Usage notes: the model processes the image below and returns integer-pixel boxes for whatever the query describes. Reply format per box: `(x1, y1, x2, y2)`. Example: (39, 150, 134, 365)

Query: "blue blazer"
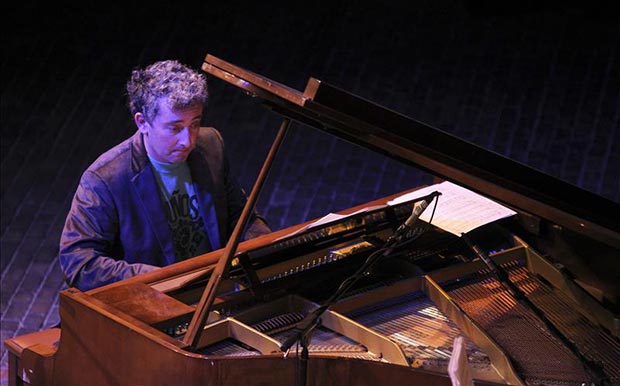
(59, 128, 269, 291)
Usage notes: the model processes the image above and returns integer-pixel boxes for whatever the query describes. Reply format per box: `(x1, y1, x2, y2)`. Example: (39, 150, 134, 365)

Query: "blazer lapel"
(129, 132, 176, 265)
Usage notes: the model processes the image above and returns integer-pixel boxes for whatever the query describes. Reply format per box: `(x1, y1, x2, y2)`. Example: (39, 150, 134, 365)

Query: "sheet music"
(387, 181, 516, 236)
(276, 181, 514, 241)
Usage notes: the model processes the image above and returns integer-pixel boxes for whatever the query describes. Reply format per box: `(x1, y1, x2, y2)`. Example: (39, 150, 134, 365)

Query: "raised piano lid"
(203, 54, 620, 308)
(203, 54, 619, 249)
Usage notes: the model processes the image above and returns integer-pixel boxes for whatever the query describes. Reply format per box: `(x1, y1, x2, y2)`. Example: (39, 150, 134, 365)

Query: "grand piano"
(5, 54, 620, 386)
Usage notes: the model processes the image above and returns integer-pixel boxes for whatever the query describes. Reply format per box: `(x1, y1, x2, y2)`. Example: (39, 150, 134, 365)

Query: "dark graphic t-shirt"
(148, 156, 211, 260)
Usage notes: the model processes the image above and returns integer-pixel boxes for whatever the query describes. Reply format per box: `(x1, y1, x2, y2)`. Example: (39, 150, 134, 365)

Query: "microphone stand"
(281, 191, 440, 386)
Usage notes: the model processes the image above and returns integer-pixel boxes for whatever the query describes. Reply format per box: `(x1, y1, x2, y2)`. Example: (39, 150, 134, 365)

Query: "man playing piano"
(58, 60, 270, 291)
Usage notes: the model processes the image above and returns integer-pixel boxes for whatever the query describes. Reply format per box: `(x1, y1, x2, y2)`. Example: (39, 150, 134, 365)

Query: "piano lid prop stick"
(183, 118, 292, 349)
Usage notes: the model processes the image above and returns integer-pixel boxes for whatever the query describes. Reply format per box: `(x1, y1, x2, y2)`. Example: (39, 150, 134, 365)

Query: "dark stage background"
(1, 1, 619, 382)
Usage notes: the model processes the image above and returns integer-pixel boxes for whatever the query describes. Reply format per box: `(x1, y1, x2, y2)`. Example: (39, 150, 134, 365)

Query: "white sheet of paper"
(387, 181, 516, 236)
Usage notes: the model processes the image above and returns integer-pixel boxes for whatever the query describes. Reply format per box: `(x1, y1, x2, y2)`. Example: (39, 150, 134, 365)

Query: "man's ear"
(134, 112, 148, 134)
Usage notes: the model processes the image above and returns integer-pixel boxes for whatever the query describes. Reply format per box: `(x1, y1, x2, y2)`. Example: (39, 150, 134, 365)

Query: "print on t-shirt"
(163, 189, 207, 260)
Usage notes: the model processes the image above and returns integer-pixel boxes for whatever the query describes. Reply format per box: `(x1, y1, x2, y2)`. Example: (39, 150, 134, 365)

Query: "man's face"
(135, 98, 203, 163)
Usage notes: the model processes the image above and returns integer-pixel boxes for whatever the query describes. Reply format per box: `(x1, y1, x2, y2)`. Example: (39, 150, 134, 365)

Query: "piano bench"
(4, 328, 60, 386)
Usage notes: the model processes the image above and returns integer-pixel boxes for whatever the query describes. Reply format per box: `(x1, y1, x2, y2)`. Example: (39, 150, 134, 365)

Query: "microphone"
(386, 191, 440, 245)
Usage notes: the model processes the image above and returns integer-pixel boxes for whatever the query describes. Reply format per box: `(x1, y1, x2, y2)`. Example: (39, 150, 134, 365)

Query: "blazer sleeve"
(58, 170, 158, 291)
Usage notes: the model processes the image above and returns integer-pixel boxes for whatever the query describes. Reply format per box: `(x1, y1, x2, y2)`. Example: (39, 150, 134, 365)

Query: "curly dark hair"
(126, 60, 208, 122)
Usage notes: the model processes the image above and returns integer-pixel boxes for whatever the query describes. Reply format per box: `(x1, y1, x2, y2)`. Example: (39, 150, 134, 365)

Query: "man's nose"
(178, 127, 192, 147)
